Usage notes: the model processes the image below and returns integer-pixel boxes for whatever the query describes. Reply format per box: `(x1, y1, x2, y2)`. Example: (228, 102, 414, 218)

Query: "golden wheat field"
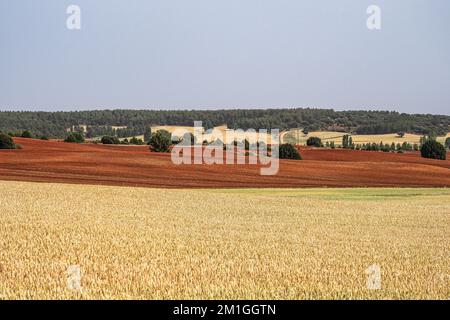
(282, 130, 450, 146)
(0, 181, 449, 300)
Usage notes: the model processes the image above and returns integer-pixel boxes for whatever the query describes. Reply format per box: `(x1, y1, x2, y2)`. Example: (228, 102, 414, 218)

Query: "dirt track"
(0, 138, 449, 188)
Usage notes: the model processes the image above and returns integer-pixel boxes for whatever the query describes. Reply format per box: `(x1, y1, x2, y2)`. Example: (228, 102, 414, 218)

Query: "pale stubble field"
(0, 181, 448, 299)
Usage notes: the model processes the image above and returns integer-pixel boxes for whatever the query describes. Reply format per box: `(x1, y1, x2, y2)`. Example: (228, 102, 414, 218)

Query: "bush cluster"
(0, 133, 17, 149)
(149, 130, 172, 152)
(279, 144, 302, 160)
(306, 137, 323, 147)
(101, 136, 120, 144)
(65, 132, 85, 143)
(420, 140, 446, 160)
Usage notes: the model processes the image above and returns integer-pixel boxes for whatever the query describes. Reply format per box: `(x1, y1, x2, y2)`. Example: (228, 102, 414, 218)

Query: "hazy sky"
(1, 0, 449, 114)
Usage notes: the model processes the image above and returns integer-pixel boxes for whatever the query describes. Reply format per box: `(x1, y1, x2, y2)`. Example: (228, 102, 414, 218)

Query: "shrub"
(101, 136, 120, 144)
(342, 135, 350, 149)
(64, 132, 85, 143)
(397, 132, 405, 138)
(371, 143, 379, 151)
(0, 133, 17, 149)
(390, 142, 396, 152)
(129, 137, 144, 145)
(40, 135, 49, 140)
(149, 130, 172, 152)
(21, 130, 32, 138)
(306, 137, 322, 147)
(279, 144, 302, 160)
(420, 140, 446, 160)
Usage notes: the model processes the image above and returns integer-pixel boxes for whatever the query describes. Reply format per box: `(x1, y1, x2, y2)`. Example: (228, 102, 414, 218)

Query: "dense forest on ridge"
(0, 108, 449, 138)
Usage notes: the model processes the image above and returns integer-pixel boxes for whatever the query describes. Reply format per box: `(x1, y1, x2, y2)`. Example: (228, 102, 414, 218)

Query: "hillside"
(0, 108, 449, 139)
(1, 138, 449, 188)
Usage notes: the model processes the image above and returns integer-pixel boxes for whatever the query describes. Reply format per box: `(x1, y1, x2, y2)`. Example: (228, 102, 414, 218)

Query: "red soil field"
(0, 138, 449, 188)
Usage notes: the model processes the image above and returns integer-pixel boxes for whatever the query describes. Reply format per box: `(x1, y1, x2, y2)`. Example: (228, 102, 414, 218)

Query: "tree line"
(0, 108, 449, 138)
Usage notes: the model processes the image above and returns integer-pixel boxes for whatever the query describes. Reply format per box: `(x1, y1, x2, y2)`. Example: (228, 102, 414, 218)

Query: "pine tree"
(342, 135, 349, 149)
(391, 142, 396, 152)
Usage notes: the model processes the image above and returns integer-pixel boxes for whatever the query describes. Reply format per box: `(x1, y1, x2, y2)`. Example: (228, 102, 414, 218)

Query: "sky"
(0, 0, 449, 115)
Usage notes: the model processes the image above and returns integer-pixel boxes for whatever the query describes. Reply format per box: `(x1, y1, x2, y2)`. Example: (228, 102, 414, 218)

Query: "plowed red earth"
(0, 138, 449, 188)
